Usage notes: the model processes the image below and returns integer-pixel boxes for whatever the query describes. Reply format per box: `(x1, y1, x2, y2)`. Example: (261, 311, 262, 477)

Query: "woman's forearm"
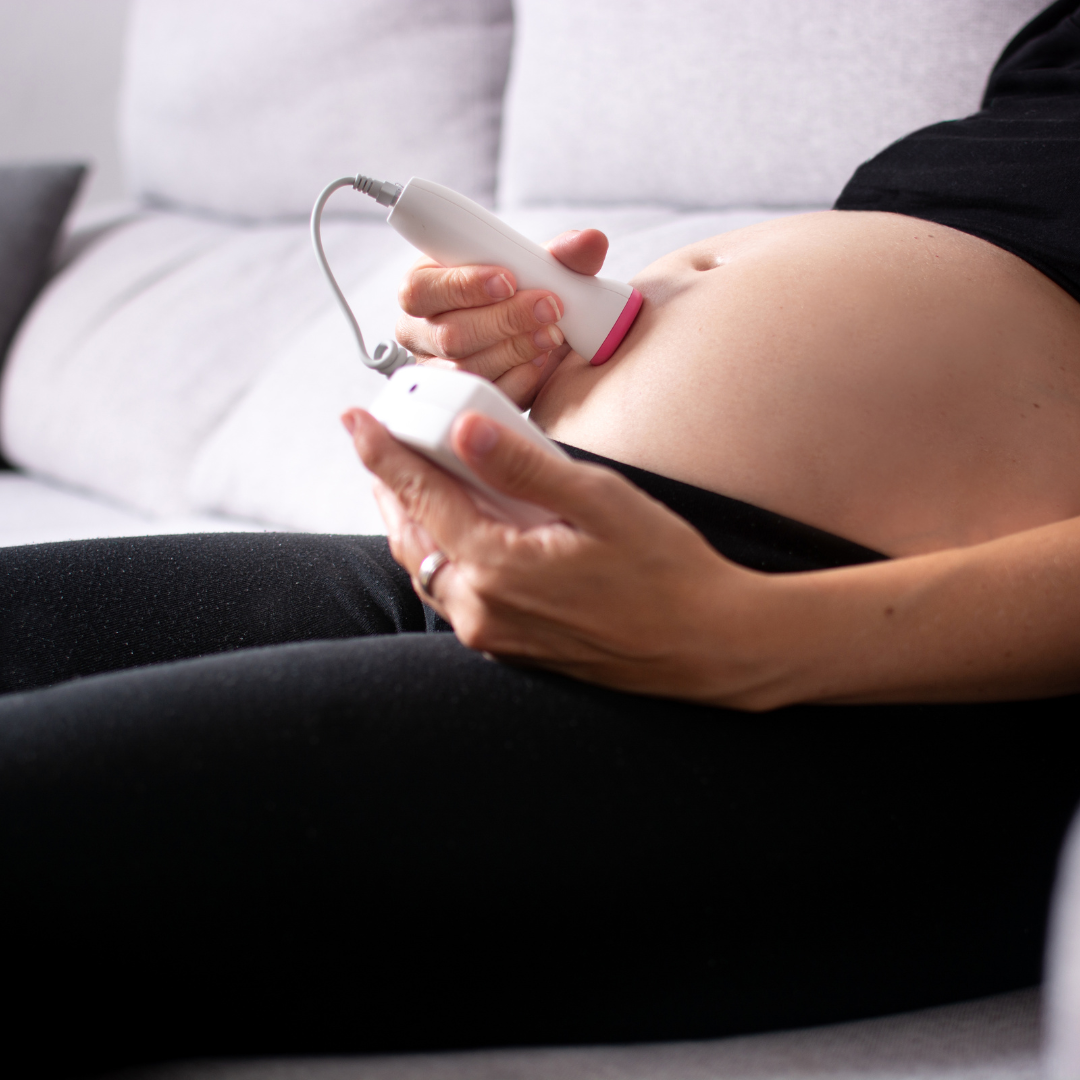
(749, 514, 1080, 709)
(350, 405, 1080, 712)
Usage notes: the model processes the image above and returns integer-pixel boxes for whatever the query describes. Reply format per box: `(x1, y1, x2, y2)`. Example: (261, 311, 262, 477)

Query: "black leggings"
(2, 522, 1079, 1079)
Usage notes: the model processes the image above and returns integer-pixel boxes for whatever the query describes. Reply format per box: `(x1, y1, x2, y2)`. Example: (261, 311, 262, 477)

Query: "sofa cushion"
(120, 0, 512, 221)
(0, 212, 406, 515)
(0, 472, 272, 549)
(111, 987, 1040, 1079)
(1047, 808, 1080, 1080)
(185, 241, 414, 534)
(498, 0, 1048, 210)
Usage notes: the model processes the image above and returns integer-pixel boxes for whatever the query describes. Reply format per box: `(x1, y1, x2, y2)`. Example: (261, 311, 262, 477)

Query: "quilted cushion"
(498, 0, 1048, 210)
(120, 0, 512, 220)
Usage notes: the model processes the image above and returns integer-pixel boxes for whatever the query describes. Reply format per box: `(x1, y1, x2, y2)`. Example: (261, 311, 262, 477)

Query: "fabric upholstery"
(114, 988, 1040, 1080)
(119, 0, 513, 221)
(0, 472, 270, 549)
(1047, 810, 1080, 1079)
(498, 0, 1048, 210)
(0, 213, 404, 514)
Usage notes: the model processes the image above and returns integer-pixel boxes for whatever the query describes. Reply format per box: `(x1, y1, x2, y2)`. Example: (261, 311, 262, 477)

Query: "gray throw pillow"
(0, 162, 86, 467)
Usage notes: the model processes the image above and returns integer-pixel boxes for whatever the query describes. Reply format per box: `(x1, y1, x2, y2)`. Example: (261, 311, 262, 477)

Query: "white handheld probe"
(311, 173, 643, 375)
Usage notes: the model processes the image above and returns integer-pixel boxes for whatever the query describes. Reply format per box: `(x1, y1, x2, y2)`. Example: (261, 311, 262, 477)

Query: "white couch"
(0, 0, 1050, 542)
(4, 1, 1079, 1075)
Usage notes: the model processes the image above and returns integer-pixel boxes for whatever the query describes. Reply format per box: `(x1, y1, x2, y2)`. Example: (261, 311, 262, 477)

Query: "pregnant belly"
(530, 211, 1080, 557)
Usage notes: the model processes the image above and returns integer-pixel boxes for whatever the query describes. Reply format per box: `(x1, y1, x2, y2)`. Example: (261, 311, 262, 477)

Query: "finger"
(546, 229, 609, 276)
(441, 321, 566, 383)
(371, 480, 444, 572)
(371, 477, 439, 561)
(491, 343, 571, 409)
(396, 289, 563, 362)
(371, 476, 410, 549)
(451, 411, 641, 536)
(410, 343, 565, 411)
(371, 481, 455, 610)
(346, 409, 510, 556)
(398, 258, 517, 319)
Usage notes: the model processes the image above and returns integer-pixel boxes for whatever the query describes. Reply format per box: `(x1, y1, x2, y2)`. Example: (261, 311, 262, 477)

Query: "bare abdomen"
(530, 211, 1080, 556)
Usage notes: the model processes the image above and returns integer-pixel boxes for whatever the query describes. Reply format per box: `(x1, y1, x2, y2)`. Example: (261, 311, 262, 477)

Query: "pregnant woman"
(3, 2, 1080, 1076)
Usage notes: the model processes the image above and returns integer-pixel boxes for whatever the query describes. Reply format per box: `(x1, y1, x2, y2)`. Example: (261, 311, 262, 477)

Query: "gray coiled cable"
(310, 175, 414, 376)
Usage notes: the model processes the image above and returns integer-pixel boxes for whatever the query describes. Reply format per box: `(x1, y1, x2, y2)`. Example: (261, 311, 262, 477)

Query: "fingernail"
(341, 412, 357, 435)
(532, 324, 564, 350)
(532, 351, 549, 367)
(533, 296, 562, 324)
(484, 273, 514, 300)
(464, 416, 499, 457)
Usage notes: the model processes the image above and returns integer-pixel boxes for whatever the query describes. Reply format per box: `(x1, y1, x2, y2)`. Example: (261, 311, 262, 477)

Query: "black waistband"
(558, 444, 887, 574)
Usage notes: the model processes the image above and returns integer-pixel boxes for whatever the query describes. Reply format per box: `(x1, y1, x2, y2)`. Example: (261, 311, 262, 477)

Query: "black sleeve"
(834, 2, 1080, 306)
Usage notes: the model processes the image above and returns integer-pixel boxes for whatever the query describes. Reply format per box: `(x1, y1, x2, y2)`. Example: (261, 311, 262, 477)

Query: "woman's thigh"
(1, 631, 1077, 1076)
(0, 531, 440, 693)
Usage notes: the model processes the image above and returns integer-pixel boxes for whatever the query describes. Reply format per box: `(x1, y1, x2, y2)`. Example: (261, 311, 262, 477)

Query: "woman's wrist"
(691, 555, 949, 711)
(731, 519, 1080, 708)
(673, 561, 809, 711)
(708, 552, 972, 710)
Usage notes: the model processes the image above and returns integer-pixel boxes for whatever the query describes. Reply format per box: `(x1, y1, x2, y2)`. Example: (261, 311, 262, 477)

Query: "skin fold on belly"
(529, 210, 1080, 557)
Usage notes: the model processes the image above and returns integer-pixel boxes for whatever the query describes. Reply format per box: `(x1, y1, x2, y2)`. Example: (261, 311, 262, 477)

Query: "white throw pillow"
(120, 0, 512, 220)
(499, 0, 1048, 210)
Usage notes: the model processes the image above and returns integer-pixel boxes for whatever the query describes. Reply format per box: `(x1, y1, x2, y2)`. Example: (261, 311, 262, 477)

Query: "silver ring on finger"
(417, 550, 450, 596)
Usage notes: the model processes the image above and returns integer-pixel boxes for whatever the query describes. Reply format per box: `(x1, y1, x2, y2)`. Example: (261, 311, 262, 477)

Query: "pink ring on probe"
(590, 288, 644, 365)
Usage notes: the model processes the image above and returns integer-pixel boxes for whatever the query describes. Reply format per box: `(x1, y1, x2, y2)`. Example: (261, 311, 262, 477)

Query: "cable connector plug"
(368, 340, 415, 375)
(354, 175, 403, 208)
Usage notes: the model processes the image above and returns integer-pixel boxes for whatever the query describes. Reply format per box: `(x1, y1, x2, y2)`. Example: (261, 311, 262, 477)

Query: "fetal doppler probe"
(310, 173, 643, 375)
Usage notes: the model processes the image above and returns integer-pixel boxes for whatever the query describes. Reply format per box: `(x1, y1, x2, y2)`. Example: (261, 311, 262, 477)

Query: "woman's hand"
(344, 407, 1080, 709)
(395, 229, 609, 409)
(343, 406, 787, 708)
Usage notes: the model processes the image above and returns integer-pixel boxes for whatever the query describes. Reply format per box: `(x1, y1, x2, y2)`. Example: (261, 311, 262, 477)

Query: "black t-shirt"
(834, 0, 1080, 304)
